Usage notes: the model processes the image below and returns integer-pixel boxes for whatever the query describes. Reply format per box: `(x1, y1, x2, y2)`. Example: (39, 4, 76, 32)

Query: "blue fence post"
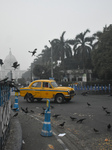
(81, 86, 83, 90)
(84, 85, 86, 90)
(90, 85, 93, 91)
(41, 99, 52, 137)
(87, 85, 89, 91)
(94, 85, 96, 91)
(105, 85, 107, 92)
(13, 92, 19, 111)
(97, 85, 99, 91)
(101, 85, 103, 91)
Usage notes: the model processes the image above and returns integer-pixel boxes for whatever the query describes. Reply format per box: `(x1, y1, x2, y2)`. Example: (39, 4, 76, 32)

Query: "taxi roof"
(32, 79, 55, 82)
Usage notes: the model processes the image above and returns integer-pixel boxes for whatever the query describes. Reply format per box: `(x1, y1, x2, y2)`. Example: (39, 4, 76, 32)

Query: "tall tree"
(69, 29, 95, 71)
(92, 25, 112, 80)
(50, 31, 72, 71)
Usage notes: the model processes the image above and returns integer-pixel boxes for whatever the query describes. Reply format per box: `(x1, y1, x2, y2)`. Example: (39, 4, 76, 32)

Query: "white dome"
(2, 51, 20, 70)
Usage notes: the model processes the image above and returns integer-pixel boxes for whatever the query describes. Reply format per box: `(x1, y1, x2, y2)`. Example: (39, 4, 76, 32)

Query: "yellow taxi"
(20, 79, 76, 104)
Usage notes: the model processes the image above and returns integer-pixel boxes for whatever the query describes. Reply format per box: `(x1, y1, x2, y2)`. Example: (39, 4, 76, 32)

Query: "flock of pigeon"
(38, 95, 112, 133)
(11, 90, 112, 133)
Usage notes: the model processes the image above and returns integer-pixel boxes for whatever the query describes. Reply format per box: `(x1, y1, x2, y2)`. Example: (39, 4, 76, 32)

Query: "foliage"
(22, 24, 112, 82)
(18, 78, 26, 86)
(33, 64, 50, 79)
(50, 31, 72, 69)
(92, 25, 112, 80)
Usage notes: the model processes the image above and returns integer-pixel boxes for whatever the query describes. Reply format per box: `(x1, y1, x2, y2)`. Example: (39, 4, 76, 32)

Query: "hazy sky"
(0, 0, 112, 70)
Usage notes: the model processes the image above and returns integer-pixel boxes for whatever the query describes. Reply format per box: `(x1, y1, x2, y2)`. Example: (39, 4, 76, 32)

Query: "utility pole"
(49, 40, 53, 78)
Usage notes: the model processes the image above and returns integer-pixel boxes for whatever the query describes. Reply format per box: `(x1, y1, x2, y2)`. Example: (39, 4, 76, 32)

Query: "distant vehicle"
(20, 79, 76, 104)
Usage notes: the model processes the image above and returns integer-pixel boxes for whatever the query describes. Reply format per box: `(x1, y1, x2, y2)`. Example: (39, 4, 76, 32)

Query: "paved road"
(11, 92, 112, 150)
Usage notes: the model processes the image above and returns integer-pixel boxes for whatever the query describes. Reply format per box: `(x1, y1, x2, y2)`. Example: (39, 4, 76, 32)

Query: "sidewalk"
(4, 117, 22, 150)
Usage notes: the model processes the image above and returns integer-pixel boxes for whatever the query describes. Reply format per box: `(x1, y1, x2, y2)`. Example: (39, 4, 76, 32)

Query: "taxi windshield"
(51, 82, 58, 87)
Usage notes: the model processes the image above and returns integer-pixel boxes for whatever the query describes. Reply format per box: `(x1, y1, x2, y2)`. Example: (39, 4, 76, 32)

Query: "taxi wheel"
(55, 94, 64, 104)
(26, 93, 34, 103)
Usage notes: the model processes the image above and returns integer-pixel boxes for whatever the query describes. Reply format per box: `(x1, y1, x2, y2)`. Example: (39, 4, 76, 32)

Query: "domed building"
(0, 51, 26, 81)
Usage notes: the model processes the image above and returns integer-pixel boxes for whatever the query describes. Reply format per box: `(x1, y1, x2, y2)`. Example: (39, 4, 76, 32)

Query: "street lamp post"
(49, 40, 53, 78)
(31, 63, 32, 82)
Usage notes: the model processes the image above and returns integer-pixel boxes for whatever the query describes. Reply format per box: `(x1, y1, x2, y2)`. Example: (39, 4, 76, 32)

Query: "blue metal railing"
(70, 84, 111, 93)
(0, 84, 10, 106)
(0, 82, 11, 149)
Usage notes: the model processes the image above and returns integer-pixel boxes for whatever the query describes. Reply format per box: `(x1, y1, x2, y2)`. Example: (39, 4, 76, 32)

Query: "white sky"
(0, 0, 112, 70)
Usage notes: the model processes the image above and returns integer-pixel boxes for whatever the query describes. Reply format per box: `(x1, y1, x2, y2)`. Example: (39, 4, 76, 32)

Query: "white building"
(0, 51, 26, 81)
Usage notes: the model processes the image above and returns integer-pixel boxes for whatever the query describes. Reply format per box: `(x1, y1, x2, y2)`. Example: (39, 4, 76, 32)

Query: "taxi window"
(43, 82, 51, 88)
(32, 82, 41, 87)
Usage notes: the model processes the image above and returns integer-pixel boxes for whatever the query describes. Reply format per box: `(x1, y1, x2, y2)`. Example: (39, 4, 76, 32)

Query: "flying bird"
(93, 128, 99, 133)
(12, 62, 20, 69)
(28, 48, 37, 56)
(58, 122, 65, 128)
(70, 116, 77, 121)
(0, 59, 4, 66)
(77, 118, 86, 123)
(13, 113, 18, 117)
(52, 114, 61, 118)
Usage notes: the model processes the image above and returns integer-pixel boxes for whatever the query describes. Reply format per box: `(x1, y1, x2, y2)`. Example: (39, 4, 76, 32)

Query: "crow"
(40, 111, 45, 115)
(87, 102, 91, 107)
(13, 113, 18, 117)
(0, 59, 4, 66)
(77, 118, 86, 123)
(108, 93, 112, 97)
(12, 108, 18, 112)
(42, 107, 46, 111)
(12, 62, 20, 69)
(52, 114, 61, 118)
(81, 91, 88, 96)
(30, 110, 34, 113)
(14, 89, 20, 92)
(70, 116, 77, 121)
(107, 124, 111, 130)
(58, 122, 65, 128)
(105, 110, 111, 115)
(50, 105, 54, 109)
(102, 106, 107, 111)
(0, 77, 8, 83)
(21, 107, 26, 112)
(93, 128, 99, 133)
(28, 48, 37, 56)
(25, 107, 28, 113)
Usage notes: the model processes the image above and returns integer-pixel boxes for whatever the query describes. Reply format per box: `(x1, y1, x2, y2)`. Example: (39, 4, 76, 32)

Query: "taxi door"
(42, 82, 53, 98)
(31, 81, 41, 98)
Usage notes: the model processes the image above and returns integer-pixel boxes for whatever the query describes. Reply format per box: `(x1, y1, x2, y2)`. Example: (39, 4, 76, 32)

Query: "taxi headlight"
(67, 90, 70, 94)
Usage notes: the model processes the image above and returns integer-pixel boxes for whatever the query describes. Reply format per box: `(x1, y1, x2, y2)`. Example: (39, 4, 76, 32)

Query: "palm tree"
(40, 45, 51, 66)
(72, 29, 95, 71)
(50, 31, 72, 71)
